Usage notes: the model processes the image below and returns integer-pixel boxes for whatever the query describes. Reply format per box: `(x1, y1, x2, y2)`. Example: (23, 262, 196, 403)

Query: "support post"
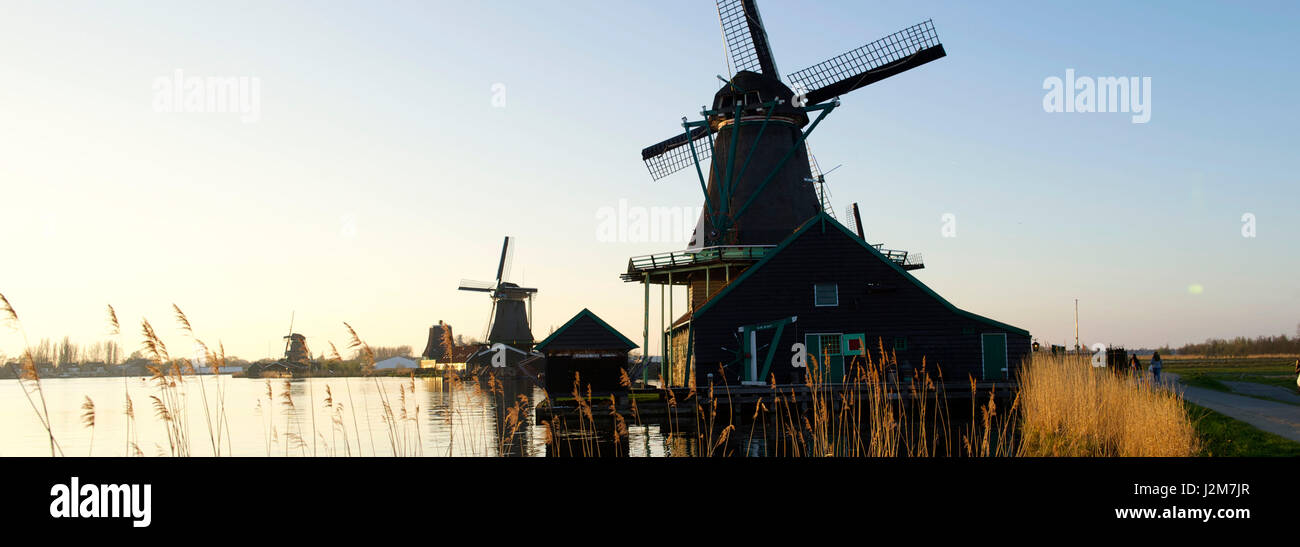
(643, 274, 650, 386)
(668, 271, 674, 387)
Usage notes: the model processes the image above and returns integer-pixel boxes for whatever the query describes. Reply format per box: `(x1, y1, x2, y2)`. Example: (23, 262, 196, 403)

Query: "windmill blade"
(786, 20, 945, 106)
(458, 279, 496, 292)
(641, 126, 714, 181)
(717, 0, 778, 76)
(495, 236, 512, 284)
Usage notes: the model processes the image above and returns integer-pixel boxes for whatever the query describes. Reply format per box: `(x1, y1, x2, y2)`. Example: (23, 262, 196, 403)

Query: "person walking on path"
(1149, 351, 1163, 385)
(1129, 354, 1141, 380)
(1294, 358, 1299, 394)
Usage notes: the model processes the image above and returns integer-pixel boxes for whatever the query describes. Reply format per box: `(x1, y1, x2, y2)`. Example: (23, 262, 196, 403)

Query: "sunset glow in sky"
(2, 1, 1297, 360)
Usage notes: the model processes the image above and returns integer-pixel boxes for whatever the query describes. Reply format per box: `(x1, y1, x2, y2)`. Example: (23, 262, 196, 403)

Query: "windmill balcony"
(621, 245, 774, 282)
(872, 245, 925, 271)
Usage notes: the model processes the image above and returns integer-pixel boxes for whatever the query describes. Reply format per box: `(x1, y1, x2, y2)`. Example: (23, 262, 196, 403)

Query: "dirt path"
(1165, 373, 1300, 442)
(1221, 380, 1300, 405)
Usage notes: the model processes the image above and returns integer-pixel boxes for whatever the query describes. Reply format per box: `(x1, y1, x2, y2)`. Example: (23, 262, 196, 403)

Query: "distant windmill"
(458, 236, 538, 350)
(804, 144, 841, 219)
(639, 0, 945, 248)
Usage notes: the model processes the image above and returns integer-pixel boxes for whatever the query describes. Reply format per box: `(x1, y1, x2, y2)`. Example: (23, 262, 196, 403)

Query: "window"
(894, 336, 908, 351)
(819, 335, 841, 357)
(814, 283, 838, 307)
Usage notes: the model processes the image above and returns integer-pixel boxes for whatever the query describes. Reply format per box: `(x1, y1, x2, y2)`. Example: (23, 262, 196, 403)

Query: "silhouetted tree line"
(14, 337, 124, 366)
(1178, 333, 1300, 357)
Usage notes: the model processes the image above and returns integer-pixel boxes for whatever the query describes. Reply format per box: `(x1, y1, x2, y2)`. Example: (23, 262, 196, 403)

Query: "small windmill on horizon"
(458, 236, 538, 352)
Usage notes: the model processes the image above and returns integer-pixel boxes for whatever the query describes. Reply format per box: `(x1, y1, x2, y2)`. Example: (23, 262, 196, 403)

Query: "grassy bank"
(1186, 402, 1300, 457)
(1162, 355, 1298, 391)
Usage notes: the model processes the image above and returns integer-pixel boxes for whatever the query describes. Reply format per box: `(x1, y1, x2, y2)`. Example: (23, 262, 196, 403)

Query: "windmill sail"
(717, 0, 779, 76)
(786, 20, 945, 106)
(641, 126, 715, 181)
(495, 236, 512, 287)
(458, 279, 496, 292)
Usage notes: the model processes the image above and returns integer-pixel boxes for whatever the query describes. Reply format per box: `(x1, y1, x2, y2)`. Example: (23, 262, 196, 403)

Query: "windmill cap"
(712, 70, 809, 126)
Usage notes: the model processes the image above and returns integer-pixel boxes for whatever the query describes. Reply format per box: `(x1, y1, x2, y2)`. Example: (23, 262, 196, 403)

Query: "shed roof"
(535, 309, 638, 352)
(693, 212, 1030, 336)
(374, 356, 418, 369)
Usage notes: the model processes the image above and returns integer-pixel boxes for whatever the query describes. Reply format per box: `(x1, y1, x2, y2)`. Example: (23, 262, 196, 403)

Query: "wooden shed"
(534, 309, 638, 395)
(662, 212, 1031, 387)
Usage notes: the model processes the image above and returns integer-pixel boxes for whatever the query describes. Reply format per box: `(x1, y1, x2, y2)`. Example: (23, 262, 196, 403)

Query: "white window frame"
(813, 283, 839, 307)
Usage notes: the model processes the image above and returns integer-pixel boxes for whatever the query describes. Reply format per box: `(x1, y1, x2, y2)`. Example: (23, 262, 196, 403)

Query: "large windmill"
(622, 1, 942, 386)
(458, 236, 538, 351)
(639, 0, 945, 247)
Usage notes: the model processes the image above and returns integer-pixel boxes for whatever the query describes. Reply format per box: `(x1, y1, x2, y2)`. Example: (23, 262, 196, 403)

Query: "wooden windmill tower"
(639, 0, 946, 247)
(624, 0, 944, 386)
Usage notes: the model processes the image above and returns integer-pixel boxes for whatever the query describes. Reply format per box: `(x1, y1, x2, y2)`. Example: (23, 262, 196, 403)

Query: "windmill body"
(640, 0, 945, 248)
(486, 282, 534, 348)
(695, 72, 821, 247)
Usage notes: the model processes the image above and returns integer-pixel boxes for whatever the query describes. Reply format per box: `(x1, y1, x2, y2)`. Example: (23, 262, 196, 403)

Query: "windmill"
(458, 236, 538, 351)
(639, 0, 945, 248)
(805, 144, 841, 219)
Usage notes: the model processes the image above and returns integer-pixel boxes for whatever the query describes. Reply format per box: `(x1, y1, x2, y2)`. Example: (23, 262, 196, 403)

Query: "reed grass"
(4, 299, 1199, 458)
(1, 292, 62, 456)
(1017, 352, 1197, 457)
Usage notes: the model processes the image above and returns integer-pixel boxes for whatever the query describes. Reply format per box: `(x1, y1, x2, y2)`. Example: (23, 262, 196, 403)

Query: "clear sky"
(1, 0, 1297, 361)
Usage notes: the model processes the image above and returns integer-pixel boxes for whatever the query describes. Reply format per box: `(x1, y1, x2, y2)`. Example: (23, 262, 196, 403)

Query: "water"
(0, 376, 680, 457)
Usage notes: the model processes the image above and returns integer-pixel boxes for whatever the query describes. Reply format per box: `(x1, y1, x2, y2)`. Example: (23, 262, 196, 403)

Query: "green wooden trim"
(684, 322, 695, 387)
(534, 308, 638, 352)
(692, 212, 1030, 337)
(729, 101, 780, 199)
(733, 102, 836, 222)
(758, 319, 788, 383)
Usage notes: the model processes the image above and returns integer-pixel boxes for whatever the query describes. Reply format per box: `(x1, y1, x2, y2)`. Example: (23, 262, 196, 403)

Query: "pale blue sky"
(1, 1, 1296, 360)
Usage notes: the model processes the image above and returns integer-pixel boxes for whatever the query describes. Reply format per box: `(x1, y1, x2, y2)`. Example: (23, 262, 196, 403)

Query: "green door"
(806, 334, 844, 383)
(981, 333, 1007, 380)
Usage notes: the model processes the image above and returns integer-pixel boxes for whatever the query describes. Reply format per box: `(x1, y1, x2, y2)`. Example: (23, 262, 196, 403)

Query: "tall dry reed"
(1017, 352, 1197, 457)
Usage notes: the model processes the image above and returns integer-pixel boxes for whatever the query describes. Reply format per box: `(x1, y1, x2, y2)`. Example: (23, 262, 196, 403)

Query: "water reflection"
(0, 376, 683, 457)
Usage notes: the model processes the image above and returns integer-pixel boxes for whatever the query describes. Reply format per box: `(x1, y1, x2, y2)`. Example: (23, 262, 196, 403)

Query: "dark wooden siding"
(690, 217, 1030, 384)
(542, 355, 627, 394)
